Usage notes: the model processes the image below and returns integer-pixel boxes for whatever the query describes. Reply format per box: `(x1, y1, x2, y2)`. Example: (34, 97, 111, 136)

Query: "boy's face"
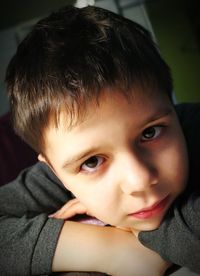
(41, 87, 188, 234)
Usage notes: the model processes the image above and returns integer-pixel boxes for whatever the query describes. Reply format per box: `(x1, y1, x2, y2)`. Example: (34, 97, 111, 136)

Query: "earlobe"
(38, 153, 48, 164)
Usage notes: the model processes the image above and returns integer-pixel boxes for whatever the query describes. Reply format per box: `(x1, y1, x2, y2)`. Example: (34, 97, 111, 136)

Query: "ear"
(38, 153, 58, 176)
(38, 153, 48, 164)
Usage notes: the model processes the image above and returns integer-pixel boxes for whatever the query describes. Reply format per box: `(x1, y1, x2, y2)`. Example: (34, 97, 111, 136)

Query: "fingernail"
(48, 211, 58, 218)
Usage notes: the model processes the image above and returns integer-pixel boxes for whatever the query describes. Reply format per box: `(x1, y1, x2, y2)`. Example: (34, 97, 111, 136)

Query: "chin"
(134, 218, 164, 233)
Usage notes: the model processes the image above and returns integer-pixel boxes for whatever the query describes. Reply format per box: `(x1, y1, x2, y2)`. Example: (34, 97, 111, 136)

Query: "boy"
(0, 5, 199, 275)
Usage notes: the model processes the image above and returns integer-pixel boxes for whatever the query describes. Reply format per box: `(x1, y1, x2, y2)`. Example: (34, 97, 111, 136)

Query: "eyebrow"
(144, 107, 173, 125)
(62, 107, 174, 169)
(62, 146, 102, 169)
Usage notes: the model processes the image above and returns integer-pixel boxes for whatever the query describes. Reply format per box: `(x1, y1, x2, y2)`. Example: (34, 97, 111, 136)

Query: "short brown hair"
(6, 5, 172, 153)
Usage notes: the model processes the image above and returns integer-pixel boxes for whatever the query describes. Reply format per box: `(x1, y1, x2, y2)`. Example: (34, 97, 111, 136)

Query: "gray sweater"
(0, 103, 200, 275)
(0, 163, 70, 275)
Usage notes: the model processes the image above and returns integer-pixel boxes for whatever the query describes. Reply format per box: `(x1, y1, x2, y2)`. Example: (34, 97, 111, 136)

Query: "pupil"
(144, 127, 155, 138)
(86, 157, 98, 168)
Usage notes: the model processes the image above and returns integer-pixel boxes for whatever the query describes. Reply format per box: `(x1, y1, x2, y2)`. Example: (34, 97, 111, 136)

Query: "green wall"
(146, 0, 200, 103)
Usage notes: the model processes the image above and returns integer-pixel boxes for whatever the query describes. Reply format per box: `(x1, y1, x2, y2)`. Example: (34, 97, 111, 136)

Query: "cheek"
(78, 189, 120, 225)
(82, 192, 113, 214)
(161, 137, 189, 192)
(174, 135, 189, 187)
(58, 174, 114, 216)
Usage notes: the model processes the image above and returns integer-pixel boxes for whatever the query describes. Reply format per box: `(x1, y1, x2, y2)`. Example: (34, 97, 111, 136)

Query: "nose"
(119, 152, 158, 195)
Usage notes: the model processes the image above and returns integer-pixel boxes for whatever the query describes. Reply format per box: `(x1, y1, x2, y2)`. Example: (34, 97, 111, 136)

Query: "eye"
(81, 156, 104, 172)
(141, 126, 163, 142)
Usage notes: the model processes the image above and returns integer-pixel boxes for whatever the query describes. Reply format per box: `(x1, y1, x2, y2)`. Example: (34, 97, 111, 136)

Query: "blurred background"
(0, 0, 199, 117)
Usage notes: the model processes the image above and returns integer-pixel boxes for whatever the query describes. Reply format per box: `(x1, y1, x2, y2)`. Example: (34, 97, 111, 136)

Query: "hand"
(49, 198, 92, 220)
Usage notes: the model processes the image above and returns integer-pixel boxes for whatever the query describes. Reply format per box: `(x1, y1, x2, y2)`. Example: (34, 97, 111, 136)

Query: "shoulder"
(0, 161, 71, 215)
(175, 102, 200, 126)
(175, 103, 200, 190)
(0, 161, 67, 198)
(29, 161, 63, 185)
(175, 102, 200, 141)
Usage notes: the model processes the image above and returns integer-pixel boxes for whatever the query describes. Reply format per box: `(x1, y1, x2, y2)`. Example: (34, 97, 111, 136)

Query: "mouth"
(129, 195, 170, 219)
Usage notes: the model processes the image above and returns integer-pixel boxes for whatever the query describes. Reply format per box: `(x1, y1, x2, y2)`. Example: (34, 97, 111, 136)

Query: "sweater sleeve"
(0, 162, 72, 276)
(139, 103, 200, 274)
(139, 191, 200, 273)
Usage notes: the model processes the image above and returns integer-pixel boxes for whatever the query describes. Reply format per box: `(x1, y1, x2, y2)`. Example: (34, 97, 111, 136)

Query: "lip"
(129, 195, 170, 219)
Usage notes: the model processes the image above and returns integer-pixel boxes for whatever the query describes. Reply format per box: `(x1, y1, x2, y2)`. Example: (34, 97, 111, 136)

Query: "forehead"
(44, 87, 172, 141)
(54, 86, 170, 127)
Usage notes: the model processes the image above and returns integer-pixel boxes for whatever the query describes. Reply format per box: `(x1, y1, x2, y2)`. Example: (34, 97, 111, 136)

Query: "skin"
(39, 87, 189, 236)
(51, 220, 170, 275)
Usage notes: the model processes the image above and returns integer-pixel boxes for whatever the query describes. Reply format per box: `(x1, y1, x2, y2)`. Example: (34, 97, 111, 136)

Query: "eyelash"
(80, 156, 105, 173)
(140, 125, 165, 142)
(79, 125, 166, 174)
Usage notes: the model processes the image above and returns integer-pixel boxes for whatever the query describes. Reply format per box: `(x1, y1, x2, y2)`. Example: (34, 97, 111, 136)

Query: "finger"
(49, 198, 79, 216)
(49, 200, 88, 219)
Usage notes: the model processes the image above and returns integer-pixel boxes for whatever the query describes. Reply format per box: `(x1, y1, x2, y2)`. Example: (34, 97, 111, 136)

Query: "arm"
(49, 198, 170, 275)
(0, 162, 69, 275)
(53, 221, 169, 276)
